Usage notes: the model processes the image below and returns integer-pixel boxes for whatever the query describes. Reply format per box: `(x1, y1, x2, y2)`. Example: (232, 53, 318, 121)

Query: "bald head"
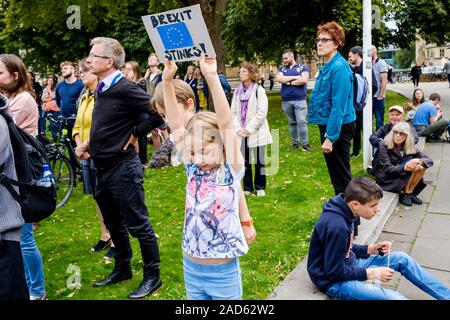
(371, 45, 378, 60)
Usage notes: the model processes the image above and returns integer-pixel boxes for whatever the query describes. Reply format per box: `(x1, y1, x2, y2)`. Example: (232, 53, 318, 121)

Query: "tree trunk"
(181, 0, 229, 112)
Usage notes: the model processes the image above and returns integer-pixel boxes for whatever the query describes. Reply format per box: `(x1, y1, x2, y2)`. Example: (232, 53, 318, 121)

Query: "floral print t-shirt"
(182, 162, 249, 259)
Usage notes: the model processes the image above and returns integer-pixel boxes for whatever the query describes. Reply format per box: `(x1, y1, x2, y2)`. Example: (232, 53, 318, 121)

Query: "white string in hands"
(387, 241, 392, 269)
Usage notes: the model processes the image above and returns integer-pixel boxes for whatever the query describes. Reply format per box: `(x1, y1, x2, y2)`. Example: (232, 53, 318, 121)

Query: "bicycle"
(45, 114, 80, 209)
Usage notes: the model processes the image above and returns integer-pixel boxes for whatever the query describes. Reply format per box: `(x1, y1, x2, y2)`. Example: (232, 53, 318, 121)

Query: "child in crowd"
(154, 55, 256, 300)
(307, 176, 450, 300)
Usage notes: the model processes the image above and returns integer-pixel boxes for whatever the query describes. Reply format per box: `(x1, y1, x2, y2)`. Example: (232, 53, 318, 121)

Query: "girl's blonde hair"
(151, 79, 196, 114)
(185, 111, 223, 147)
(185, 111, 226, 179)
(384, 122, 416, 155)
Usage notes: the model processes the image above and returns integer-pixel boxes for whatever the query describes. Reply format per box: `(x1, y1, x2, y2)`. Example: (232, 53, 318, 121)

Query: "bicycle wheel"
(48, 154, 75, 209)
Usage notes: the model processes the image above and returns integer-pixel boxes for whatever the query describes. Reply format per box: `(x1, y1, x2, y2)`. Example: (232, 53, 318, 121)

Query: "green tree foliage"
(393, 0, 450, 45)
(222, 0, 392, 65)
(0, 0, 153, 74)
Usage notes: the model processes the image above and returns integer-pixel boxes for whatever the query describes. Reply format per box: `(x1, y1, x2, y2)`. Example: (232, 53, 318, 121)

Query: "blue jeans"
(183, 255, 242, 300)
(282, 100, 309, 145)
(326, 252, 450, 300)
(21, 223, 46, 297)
(372, 97, 385, 131)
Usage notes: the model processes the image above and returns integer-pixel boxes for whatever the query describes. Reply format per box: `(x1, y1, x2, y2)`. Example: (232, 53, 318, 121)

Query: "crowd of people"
(1, 18, 450, 301)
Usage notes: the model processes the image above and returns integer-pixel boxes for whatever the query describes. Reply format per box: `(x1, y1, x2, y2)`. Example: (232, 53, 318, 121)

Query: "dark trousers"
(319, 122, 355, 195)
(242, 138, 266, 192)
(94, 157, 160, 279)
(372, 97, 385, 131)
(319, 122, 361, 237)
(352, 111, 363, 154)
(412, 76, 420, 87)
(319, 122, 359, 235)
(0, 239, 29, 300)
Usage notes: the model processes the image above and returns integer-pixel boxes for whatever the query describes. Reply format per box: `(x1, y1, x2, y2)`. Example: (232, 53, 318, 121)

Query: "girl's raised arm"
(199, 56, 243, 173)
(162, 61, 185, 153)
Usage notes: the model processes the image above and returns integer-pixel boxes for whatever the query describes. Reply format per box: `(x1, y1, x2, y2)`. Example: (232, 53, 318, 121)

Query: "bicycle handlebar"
(46, 114, 77, 126)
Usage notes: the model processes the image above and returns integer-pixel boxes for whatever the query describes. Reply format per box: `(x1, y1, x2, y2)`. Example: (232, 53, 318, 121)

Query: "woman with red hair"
(307, 21, 356, 196)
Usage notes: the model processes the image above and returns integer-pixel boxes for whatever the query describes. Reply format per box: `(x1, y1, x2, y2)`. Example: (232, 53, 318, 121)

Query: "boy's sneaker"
(410, 195, 423, 205)
(256, 190, 266, 197)
(30, 292, 47, 300)
(301, 144, 312, 152)
(351, 152, 360, 158)
(292, 143, 299, 150)
(243, 191, 253, 196)
(400, 193, 412, 206)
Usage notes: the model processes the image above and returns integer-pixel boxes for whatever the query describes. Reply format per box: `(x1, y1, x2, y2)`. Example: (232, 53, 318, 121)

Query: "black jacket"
(369, 122, 419, 148)
(307, 194, 369, 293)
(375, 143, 433, 193)
(90, 77, 164, 168)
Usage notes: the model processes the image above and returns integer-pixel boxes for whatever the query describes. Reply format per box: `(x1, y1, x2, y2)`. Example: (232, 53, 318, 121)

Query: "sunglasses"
(316, 37, 334, 44)
(393, 130, 407, 136)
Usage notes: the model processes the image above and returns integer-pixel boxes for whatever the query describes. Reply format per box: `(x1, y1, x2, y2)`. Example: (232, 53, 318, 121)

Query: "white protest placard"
(141, 4, 216, 63)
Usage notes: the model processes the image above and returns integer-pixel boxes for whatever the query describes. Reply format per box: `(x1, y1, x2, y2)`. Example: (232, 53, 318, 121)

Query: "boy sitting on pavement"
(307, 176, 450, 300)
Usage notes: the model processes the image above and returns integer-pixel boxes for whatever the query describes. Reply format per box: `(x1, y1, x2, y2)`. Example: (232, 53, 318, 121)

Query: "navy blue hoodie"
(307, 194, 369, 293)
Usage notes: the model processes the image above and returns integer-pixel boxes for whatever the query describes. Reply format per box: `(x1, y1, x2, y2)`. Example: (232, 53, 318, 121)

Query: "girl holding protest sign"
(155, 55, 256, 300)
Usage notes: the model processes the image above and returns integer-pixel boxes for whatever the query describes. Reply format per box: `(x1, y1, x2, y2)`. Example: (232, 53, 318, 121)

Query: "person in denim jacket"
(307, 21, 356, 196)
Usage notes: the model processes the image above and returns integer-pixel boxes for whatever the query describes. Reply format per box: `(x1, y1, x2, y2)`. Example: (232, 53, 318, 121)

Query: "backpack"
(0, 111, 56, 223)
(353, 72, 369, 112)
(219, 73, 233, 105)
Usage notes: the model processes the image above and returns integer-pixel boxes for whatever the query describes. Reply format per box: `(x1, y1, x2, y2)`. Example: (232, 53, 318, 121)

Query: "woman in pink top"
(0, 53, 46, 300)
(0, 54, 38, 135)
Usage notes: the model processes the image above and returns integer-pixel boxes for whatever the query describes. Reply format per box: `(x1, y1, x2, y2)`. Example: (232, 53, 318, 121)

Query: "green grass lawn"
(35, 90, 407, 300)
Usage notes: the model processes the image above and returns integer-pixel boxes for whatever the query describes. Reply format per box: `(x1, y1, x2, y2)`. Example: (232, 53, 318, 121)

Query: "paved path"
(377, 141, 450, 299)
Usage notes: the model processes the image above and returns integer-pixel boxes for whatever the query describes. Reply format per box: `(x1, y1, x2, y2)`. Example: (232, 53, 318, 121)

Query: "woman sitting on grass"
(375, 122, 433, 206)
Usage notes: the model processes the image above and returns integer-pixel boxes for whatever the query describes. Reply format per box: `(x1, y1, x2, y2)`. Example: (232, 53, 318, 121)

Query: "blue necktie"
(97, 81, 105, 93)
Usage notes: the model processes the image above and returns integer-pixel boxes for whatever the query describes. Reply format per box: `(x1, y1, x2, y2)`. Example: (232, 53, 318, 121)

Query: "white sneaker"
(243, 191, 252, 196)
(30, 292, 47, 300)
(256, 190, 266, 197)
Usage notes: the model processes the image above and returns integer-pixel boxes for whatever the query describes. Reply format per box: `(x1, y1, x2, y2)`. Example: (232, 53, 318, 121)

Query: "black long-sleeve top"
(90, 77, 164, 168)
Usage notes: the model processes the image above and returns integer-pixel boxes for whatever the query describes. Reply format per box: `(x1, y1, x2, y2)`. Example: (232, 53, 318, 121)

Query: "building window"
(440, 48, 445, 57)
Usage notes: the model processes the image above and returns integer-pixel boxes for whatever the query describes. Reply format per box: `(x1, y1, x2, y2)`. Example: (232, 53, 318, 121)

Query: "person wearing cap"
(374, 122, 433, 206)
(370, 105, 419, 149)
(348, 46, 363, 158)
(369, 105, 419, 176)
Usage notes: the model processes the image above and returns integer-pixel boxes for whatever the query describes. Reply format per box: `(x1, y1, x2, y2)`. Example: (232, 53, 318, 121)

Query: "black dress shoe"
(128, 278, 162, 299)
(93, 269, 132, 287)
